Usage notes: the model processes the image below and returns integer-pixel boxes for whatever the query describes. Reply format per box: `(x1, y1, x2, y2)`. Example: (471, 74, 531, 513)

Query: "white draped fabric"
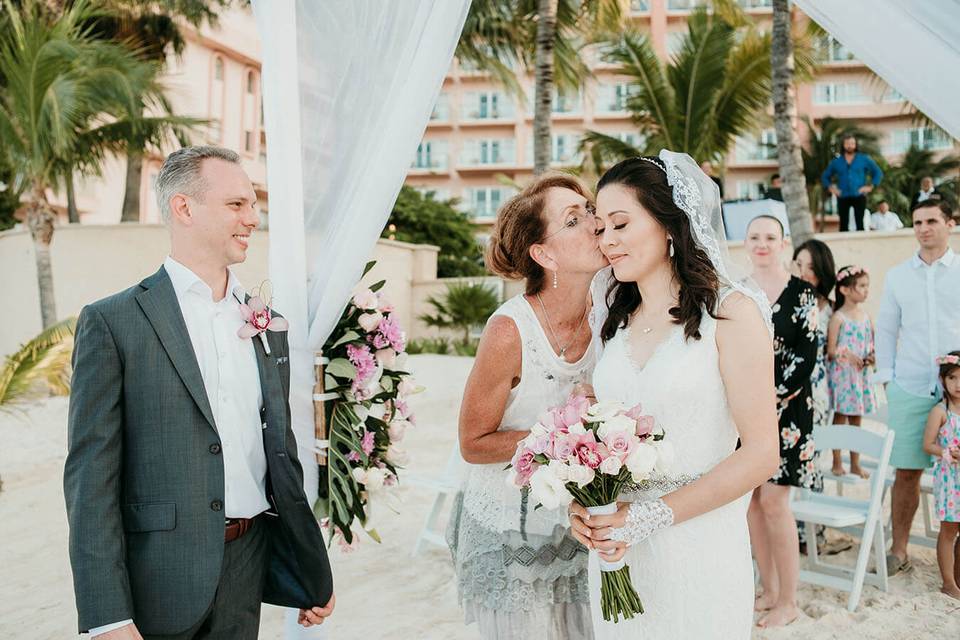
(795, 0, 960, 140)
(252, 2, 470, 636)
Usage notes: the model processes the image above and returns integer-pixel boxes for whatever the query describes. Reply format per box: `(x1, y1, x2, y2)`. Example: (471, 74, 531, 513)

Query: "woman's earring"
(668, 238, 675, 258)
(553, 271, 559, 288)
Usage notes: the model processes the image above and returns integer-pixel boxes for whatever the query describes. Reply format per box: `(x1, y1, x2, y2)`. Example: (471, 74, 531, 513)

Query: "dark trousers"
(837, 195, 867, 231)
(145, 517, 269, 640)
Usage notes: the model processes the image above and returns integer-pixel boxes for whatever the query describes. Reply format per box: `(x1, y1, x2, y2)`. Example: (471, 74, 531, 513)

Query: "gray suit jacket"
(64, 267, 333, 635)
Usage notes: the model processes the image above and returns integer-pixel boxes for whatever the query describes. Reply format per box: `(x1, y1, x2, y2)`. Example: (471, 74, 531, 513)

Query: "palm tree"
(771, 0, 812, 244)
(87, 0, 226, 222)
(880, 145, 960, 215)
(800, 117, 880, 230)
(419, 282, 500, 346)
(578, 5, 777, 173)
(0, 318, 76, 412)
(0, 0, 159, 327)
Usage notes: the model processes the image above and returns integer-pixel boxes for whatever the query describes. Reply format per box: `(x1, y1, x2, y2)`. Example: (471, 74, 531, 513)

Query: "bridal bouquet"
(508, 395, 674, 622)
(317, 261, 421, 548)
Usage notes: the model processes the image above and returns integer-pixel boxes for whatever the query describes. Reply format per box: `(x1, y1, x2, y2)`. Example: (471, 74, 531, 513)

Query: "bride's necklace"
(536, 293, 587, 359)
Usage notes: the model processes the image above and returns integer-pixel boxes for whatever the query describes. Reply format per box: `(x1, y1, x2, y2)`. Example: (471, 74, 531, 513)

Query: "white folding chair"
(791, 425, 895, 612)
(405, 442, 465, 556)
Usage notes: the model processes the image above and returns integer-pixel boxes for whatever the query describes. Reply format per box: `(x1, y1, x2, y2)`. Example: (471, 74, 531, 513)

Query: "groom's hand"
(298, 593, 336, 627)
(96, 623, 143, 639)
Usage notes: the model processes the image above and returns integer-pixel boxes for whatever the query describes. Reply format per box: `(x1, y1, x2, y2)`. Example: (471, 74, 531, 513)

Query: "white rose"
(548, 459, 571, 482)
(386, 444, 409, 466)
(398, 377, 418, 396)
(566, 462, 596, 488)
(599, 456, 623, 476)
(394, 352, 408, 370)
(388, 419, 410, 442)
(597, 414, 635, 439)
(358, 311, 383, 333)
(585, 400, 623, 423)
(530, 422, 551, 438)
(351, 467, 367, 484)
(567, 421, 587, 435)
(353, 404, 370, 421)
(352, 289, 379, 311)
(529, 465, 574, 510)
(626, 442, 658, 481)
(364, 466, 386, 491)
(375, 348, 397, 369)
(654, 440, 676, 474)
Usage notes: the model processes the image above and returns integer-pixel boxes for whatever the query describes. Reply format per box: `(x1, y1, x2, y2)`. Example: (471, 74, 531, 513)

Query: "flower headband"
(837, 265, 868, 281)
(936, 354, 960, 366)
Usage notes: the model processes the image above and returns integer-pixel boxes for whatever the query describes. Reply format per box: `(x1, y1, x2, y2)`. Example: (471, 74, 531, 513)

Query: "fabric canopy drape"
(252, 0, 470, 500)
(795, 0, 960, 140)
(252, 1, 470, 637)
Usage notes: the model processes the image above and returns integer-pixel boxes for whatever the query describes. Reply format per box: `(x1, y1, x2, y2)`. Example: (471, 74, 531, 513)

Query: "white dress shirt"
(876, 248, 960, 397)
(90, 258, 271, 637)
(870, 211, 904, 232)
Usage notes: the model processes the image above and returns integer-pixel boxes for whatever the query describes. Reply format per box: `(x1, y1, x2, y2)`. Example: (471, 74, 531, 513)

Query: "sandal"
(885, 553, 912, 576)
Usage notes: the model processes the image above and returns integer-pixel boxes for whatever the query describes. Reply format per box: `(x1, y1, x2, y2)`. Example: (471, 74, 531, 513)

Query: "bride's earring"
(668, 237, 675, 258)
(553, 271, 559, 288)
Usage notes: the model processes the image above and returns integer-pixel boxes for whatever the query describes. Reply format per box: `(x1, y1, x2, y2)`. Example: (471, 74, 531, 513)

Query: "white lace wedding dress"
(588, 281, 754, 639)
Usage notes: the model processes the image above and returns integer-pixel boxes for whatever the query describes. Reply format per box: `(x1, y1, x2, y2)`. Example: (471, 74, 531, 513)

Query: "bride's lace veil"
(588, 149, 773, 351)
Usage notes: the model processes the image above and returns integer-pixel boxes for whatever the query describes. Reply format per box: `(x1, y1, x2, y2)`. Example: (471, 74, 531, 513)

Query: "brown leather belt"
(224, 517, 255, 543)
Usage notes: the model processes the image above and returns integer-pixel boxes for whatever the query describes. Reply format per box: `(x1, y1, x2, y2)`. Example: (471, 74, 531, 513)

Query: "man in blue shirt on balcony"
(821, 135, 884, 232)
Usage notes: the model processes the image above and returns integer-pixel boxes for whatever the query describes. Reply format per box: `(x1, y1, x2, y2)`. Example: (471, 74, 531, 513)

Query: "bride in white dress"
(569, 151, 780, 638)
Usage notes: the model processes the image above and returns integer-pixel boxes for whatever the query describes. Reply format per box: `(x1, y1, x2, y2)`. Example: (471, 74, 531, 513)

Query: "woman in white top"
(447, 173, 607, 639)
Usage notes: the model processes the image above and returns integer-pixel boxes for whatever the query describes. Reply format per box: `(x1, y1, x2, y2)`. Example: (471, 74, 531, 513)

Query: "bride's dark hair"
(599, 156, 721, 343)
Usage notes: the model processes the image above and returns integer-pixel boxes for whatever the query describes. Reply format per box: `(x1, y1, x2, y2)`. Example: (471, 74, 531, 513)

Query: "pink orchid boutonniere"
(236, 285, 288, 355)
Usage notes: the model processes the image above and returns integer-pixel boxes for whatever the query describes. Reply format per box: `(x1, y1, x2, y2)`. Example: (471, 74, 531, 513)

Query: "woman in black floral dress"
(743, 215, 819, 628)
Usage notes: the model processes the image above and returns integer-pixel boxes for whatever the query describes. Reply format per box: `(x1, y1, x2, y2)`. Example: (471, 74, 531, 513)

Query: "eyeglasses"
(541, 203, 597, 242)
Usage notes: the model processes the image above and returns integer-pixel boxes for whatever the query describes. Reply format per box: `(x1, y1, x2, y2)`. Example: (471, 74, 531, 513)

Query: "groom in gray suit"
(64, 146, 334, 639)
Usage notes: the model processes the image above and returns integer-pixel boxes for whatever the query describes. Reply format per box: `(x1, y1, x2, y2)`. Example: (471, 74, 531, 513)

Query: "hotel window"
(411, 140, 449, 170)
(460, 139, 516, 166)
(463, 187, 517, 218)
(819, 36, 857, 63)
(209, 55, 226, 143)
(464, 91, 514, 120)
(526, 134, 582, 165)
(735, 129, 778, 162)
(242, 69, 259, 154)
(888, 127, 954, 154)
(667, 0, 707, 10)
(813, 82, 866, 105)
(431, 93, 451, 122)
(736, 0, 772, 8)
(736, 181, 765, 200)
(630, 0, 650, 12)
(597, 83, 638, 114)
(667, 32, 686, 56)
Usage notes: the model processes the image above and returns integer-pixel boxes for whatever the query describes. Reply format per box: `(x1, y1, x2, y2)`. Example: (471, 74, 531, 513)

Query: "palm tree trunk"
(120, 150, 143, 222)
(533, 0, 558, 176)
(66, 172, 79, 223)
(771, 0, 813, 245)
(26, 187, 58, 329)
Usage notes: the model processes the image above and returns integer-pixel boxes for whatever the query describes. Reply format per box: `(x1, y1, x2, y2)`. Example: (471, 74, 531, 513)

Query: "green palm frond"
(608, 29, 676, 149)
(577, 130, 646, 176)
(0, 317, 77, 411)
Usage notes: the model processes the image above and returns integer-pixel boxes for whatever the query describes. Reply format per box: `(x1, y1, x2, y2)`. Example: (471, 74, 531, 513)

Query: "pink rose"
(604, 431, 634, 461)
(559, 395, 590, 427)
(625, 403, 644, 420)
(635, 415, 655, 438)
(358, 312, 383, 333)
(552, 432, 576, 461)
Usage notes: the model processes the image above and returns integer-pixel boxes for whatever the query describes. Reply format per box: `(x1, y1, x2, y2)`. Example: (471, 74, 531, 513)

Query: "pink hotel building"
(63, 2, 956, 229)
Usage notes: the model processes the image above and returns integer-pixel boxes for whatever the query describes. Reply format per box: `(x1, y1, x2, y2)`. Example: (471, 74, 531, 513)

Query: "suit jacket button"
(210, 499, 223, 512)
(209, 443, 221, 454)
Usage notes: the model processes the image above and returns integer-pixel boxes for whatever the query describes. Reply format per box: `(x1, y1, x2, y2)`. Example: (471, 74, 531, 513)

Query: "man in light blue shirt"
(821, 135, 883, 232)
(876, 198, 959, 575)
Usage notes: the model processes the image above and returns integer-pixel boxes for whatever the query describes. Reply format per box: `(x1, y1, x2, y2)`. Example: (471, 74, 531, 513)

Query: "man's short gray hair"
(155, 145, 240, 223)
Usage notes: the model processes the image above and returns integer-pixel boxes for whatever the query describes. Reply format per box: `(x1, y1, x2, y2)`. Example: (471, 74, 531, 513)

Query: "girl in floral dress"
(828, 265, 877, 478)
(922, 351, 960, 600)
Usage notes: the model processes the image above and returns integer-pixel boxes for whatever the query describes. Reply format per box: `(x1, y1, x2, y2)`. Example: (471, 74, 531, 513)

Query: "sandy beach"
(1, 354, 957, 639)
